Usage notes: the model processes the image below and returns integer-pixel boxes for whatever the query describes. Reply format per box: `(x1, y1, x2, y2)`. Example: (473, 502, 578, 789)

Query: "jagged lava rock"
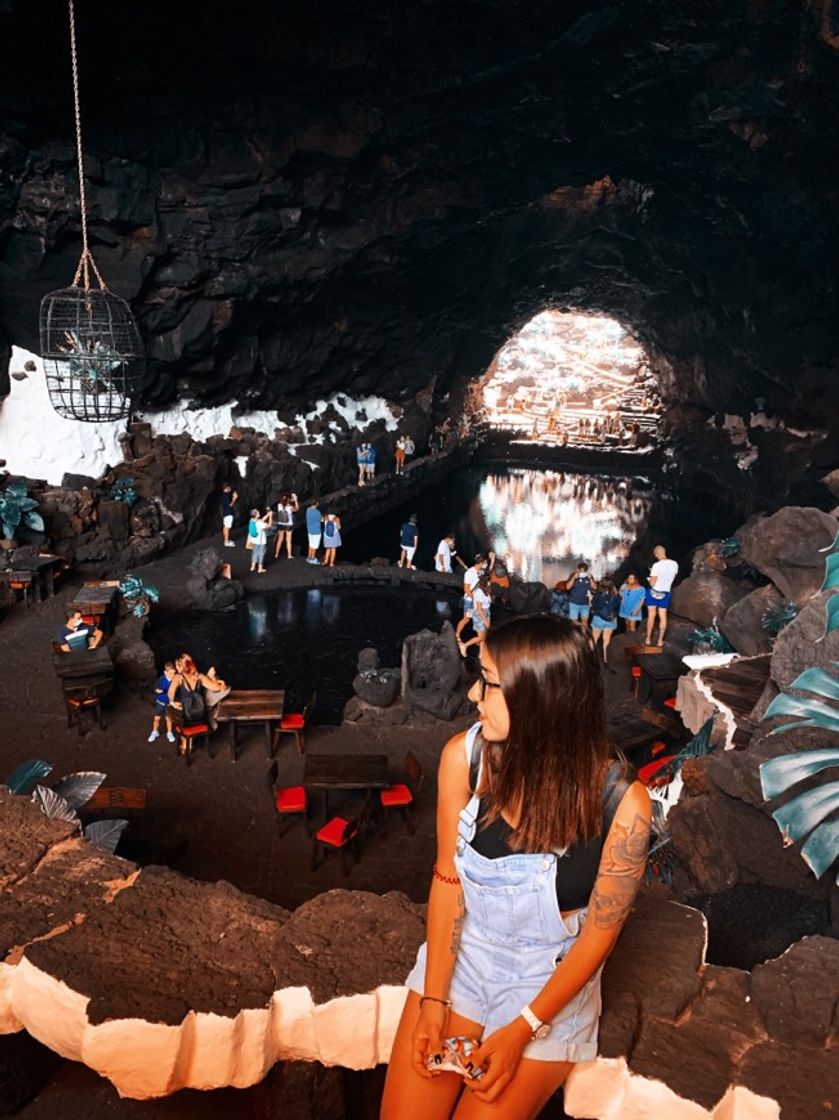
(736, 507, 838, 606)
(720, 583, 783, 655)
(670, 570, 747, 628)
(770, 590, 839, 692)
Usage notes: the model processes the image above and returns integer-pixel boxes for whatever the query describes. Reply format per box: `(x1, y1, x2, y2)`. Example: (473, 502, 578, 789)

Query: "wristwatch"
(519, 1004, 551, 1040)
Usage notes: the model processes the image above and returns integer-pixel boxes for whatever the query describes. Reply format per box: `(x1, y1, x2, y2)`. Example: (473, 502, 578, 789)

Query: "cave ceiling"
(0, 0, 838, 421)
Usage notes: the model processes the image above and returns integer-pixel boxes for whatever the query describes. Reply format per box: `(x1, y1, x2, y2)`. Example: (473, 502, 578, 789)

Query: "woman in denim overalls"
(382, 615, 651, 1119)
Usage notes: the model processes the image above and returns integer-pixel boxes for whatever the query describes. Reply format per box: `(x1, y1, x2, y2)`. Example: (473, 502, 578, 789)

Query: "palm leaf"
(5, 758, 52, 795)
(788, 667, 839, 702)
(770, 780, 839, 843)
(31, 786, 81, 828)
(51, 771, 106, 810)
(760, 748, 839, 799)
(821, 551, 839, 592)
(763, 693, 839, 733)
(84, 819, 128, 854)
(800, 818, 839, 880)
(823, 594, 839, 639)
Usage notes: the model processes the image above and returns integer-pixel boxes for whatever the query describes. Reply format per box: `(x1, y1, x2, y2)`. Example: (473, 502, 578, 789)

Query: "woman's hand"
(465, 1017, 531, 1102)
(410, 1000, 450, 1080)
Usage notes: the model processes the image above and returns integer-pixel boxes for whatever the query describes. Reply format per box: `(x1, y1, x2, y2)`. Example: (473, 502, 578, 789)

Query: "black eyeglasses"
(476, 671, 502, 700)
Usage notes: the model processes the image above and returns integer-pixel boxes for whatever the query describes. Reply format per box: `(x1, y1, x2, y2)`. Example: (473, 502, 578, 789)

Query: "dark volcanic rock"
(734, 1042, 839, 1120)
(0, 1031, 62, 1114)
(352, 668, 401, 708)
(720, 583, 783, 656)
(670, 571, 746, 628)
(736, 508, 838, 607)
(770, 590, 839, 693)
(750, 935, 839, 1048)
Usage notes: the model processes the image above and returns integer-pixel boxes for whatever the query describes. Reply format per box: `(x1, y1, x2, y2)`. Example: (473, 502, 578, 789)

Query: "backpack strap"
(602, 760, 633, 835)
(464, 723, 483, 793)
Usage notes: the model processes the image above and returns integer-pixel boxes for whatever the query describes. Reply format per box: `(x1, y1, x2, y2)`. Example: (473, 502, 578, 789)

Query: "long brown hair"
(481, 614, 610, 851)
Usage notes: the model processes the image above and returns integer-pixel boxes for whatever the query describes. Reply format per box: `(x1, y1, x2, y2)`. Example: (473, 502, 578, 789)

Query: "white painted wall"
(0, 347, 400, 486)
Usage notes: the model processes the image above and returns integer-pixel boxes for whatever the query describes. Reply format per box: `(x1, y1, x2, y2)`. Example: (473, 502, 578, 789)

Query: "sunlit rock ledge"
(1, 790, 836, 1115)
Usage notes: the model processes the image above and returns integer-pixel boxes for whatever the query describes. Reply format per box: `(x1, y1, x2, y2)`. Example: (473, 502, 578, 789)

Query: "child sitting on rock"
(148, 661, 176, 743)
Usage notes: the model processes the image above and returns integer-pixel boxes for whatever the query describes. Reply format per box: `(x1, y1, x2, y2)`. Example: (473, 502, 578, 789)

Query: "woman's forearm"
(422, 877, 466, 1000)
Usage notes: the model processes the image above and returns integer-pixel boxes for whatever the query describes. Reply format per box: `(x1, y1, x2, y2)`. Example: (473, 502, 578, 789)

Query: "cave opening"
(475, 310, 663, 450)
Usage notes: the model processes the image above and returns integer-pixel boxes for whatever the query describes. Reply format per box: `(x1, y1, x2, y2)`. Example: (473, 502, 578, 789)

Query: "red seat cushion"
(280, 713, 305, 729)
(182, 723, 209, 736)
(638, 756, 676, 787)
(276, 786, 307, 813)
(663, 697, 677, 709)
(315, 816, 353, 847)
(67, 697, 99, 708)
(380, 784, 413, 808)
(651, 740, 667, 756)
(630, 666, 642, 678)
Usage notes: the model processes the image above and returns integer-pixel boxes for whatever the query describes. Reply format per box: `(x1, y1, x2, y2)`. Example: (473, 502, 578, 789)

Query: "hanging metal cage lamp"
(40, 282, 144, 422)
(38, 0, 145, 423)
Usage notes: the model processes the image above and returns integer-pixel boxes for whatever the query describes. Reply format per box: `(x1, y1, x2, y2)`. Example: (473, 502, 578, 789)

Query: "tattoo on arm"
(449, 890, 466, 956)
(591, 813, 650, 931)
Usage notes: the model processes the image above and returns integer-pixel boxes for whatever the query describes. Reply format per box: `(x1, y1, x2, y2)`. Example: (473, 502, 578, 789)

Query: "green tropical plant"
(687, 622, 735, 654)
(658, 715, 716, 779)
(717, 537, 741, 558)
(60, 329, 121, 395)
(119, 573, 160, 618)
(761, 599, 798, 635)
(0, 480, 44, 540)
(108, 477, 137, 507)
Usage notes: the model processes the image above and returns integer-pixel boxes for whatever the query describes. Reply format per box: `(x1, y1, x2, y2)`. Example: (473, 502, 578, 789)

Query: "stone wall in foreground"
(0, 789, 836, 1117)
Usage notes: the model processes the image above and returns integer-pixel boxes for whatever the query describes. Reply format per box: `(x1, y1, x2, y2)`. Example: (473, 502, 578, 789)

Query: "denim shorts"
(568, 602, 590, 621)
(591, 615, 617, 631)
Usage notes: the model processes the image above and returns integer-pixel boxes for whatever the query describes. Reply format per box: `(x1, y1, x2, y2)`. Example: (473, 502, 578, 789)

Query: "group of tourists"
(357, 443, 378, 486)
(149, 652, 230, 757)
(395, 434, 416, 475)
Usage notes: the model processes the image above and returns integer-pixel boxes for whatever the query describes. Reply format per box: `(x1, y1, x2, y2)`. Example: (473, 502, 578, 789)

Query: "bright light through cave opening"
(477, 310, 662, 446)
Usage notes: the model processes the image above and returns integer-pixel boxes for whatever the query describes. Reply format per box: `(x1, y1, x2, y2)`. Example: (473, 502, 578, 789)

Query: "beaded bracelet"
(432, 864, 460, 885)
(419, 995, 452, 1009)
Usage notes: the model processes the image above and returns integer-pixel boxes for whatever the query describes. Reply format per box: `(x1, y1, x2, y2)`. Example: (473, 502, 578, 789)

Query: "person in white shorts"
(645, 544, 679, 646)
(220, 484, 238, 547)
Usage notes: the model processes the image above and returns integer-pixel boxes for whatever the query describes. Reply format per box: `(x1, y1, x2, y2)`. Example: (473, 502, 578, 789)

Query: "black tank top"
(468, 744, 632, 911)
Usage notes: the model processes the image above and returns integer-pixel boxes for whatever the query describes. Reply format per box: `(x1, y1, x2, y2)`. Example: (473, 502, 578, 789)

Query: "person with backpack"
(247, 508, 271, 574)
(167, 653, 229, 758)
(381, 615, 650, 1119)
(565, 562, 597, 623)
(590, 579, 621, 666)
(323, 511, 342, 567)
(274, 491, 299, 560)
(306, 501, 323, 564)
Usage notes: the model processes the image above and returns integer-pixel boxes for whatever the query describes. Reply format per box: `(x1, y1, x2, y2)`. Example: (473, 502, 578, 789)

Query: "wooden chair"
(272, 690, 316, 755)
(63, 676, 112, 736)
(311, 795, 373, 875)
(268, 759, 310, 836)
(7, 574, 31, 607)
(179, 723, 210, 765)
(379, 751, 424, 834)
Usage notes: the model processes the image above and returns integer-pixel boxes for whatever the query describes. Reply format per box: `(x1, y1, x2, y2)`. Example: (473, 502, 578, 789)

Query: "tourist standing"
(221, 484, 238, 548)
(323, 512, 342, 567)
(590, 580, 620, 665)
(618, 573, 645, 632)
(148, 661, 177, 743)
(429, 428, 443, 456)
(435, 534, 466, 574)
(458, 576, 491, 655)
(366, 443, 378, 483)
(566, 562, 596, 623)
(645, 545, 679, 646)
(274, 491, 299, 559)
(395, 435, 407, 475)
(357, 444, 368, 486)
(399, 514, 420, 570)
(404, 434, 415, 465)
(306, 501, 323, 565)
(248, 508, 271, 574)
(381, 615, 650, 1120)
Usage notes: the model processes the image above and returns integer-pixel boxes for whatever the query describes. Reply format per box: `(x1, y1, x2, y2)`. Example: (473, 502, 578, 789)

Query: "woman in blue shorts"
(382, 615, 651, 1119)
(590, 580, 620, 665)
(618, 572, 645, 633)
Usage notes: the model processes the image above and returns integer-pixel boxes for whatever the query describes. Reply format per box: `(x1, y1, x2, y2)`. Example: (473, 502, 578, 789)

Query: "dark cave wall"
(0, 0, 838, 446)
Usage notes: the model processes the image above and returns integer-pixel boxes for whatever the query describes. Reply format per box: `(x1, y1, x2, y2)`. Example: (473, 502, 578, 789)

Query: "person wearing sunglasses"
(382, 614, 651, 1119)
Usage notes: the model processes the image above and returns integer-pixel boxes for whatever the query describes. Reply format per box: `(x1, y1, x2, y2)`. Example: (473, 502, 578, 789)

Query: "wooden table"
(304, 753, 390, 819)
(67, 582, 120, 634)
(634, 652, 686, 708)
(86, 786, 147, 811)
(608, 713, 666, 756)
(1, 555, 63, 602)
(215, 689, 285, 762)
(52, 646, 114, 680)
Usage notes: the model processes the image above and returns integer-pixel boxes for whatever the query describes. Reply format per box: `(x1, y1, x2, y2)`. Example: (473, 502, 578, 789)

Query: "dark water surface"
(149, 586, 459, 724)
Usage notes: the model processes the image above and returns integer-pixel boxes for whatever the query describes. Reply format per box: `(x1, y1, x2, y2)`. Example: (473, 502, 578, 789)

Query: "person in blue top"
(148, 661, 177, 743)
(366, 442, 377, 483)
(55, 608, 103, 652)
(618, 572, 645, 633)
(399, 514, 420, 570)
(357, 444, 368, 487)
(590, 580, 621, 666)
(564, 562, 596, 623)
(306, 501, 323, 564)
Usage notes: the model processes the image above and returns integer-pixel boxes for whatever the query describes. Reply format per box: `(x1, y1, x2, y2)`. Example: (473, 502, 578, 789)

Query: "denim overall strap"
(457, 723, 484, 844)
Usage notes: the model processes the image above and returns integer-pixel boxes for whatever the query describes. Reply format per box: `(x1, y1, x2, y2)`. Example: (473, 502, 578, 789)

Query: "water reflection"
(477, 470, 651, 585)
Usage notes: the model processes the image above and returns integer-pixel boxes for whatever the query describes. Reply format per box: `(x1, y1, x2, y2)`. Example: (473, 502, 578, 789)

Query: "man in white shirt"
(435, 534, 466, 573)
(645, 544, 679, 646)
